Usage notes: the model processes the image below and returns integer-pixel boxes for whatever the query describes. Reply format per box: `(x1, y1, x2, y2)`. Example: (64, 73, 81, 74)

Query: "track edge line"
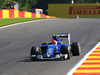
(67, 42, 100, 75)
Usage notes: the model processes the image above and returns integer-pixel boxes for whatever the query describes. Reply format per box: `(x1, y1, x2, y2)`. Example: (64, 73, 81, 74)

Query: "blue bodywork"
(40, 34, 70, 58)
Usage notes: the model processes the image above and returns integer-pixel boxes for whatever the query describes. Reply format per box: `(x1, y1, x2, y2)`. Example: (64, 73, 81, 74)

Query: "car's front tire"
(30, 46, 40, 61)
(61, 46, 71, 60)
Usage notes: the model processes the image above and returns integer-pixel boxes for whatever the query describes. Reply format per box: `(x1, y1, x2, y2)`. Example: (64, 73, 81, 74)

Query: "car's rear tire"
(61, 46, 71, 60)
(71, 42, 81, 56)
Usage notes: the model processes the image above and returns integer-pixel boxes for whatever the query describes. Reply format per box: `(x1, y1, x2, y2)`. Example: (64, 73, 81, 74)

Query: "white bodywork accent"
(68, 33, 70, 45)
(31, 55, 36, 57)
(55, 54, 61, 59)
(37, 55, 43, 59)
(64, 54, 68, 59)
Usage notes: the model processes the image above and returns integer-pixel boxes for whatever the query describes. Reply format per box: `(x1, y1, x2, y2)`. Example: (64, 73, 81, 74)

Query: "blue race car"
(30, 33, 81, 61)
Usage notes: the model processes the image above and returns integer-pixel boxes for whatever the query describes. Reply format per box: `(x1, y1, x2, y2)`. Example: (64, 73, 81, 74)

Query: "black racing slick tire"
(30, 46, 40, 61)
(71, 42, 81, 56)
(31, 46, 40, 55)
(61, 46, 71, 60)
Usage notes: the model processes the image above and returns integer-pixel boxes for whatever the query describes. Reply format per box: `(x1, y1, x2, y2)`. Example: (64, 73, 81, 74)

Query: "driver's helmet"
(52, 40, 57, 45)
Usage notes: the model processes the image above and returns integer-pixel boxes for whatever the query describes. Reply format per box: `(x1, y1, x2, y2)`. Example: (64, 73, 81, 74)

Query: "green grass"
(0, 18, 47, 27)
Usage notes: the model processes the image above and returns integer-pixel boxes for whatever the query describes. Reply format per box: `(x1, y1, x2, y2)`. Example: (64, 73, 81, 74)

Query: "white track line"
(0, 19, 54, 29)
(67, 42, 100, 75)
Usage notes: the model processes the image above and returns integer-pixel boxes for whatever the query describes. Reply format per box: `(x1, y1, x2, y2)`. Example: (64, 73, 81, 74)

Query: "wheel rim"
(78, 43, 81, 55)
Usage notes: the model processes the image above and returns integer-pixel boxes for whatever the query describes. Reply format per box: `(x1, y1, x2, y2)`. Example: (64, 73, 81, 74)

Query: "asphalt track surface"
(0, 18, 100, 75)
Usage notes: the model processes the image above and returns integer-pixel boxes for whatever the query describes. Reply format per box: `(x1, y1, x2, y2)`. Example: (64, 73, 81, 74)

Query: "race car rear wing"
(57, 33, 70, 37)
(53, 33, 70, 45)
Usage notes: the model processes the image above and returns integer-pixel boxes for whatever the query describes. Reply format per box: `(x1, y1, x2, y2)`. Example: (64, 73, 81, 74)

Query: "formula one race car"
(30, 33, 81, 61)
